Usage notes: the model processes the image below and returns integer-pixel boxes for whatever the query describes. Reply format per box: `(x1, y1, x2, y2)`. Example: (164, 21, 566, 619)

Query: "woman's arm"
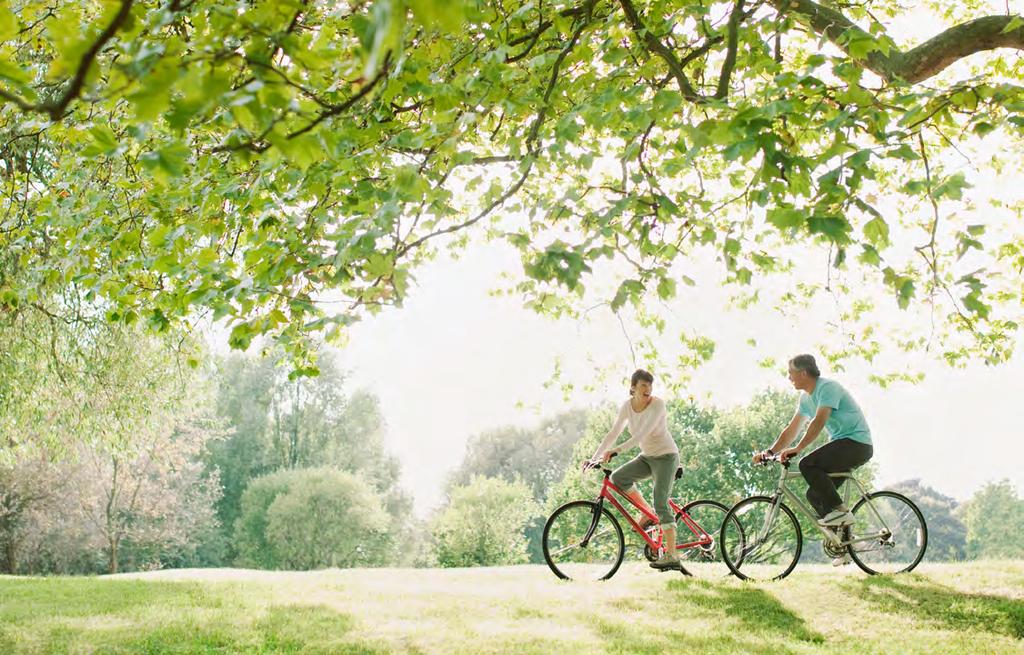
(592, 403, 629, 460)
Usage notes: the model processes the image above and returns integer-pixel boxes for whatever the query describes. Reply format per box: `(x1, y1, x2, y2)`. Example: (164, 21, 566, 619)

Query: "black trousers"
(798, 439, 873, 517)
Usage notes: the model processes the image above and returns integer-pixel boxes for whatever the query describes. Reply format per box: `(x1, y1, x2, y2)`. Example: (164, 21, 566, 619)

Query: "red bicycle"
(542, 457, 741, 581)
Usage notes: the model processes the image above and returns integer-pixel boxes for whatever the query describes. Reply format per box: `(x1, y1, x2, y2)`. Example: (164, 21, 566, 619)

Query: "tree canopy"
(1, 0, 1022, 372)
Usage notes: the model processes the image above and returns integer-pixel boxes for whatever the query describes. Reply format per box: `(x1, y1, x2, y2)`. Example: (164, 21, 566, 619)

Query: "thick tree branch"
(775, 0, 1024, 83)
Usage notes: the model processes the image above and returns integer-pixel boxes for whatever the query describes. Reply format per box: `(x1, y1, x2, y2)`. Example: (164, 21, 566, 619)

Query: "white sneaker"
(818, 510, 854, 527)
(832, 553, 852, 567)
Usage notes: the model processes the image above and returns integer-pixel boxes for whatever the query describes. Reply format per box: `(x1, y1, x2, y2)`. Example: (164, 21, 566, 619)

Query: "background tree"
(431, 476, 539, 567)
(233, 467, 394, 569)
(958, 479, 1024, 560)
(889, 479, 967, 561)
(0, 313, 222, 574)
(206, 349, 411, 562)
(446, 409, 588, 501)
(0, 453, 60, 573)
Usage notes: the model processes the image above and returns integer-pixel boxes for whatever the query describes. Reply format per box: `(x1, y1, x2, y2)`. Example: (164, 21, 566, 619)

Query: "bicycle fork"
(746, 494, 783, 558)
(580, 499, 605, 547)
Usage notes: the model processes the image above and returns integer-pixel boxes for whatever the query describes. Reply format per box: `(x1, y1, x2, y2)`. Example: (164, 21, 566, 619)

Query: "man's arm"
(771, 412, 806, 452)
(754, 412, 806, 463)
(779, 406, 832, 461)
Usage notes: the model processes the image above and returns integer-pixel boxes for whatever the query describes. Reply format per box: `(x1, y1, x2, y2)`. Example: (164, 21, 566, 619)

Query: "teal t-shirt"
(797, 378, 872, 445)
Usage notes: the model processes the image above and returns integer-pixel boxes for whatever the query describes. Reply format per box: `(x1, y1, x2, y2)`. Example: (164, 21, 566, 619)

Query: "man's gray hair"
(789, 354, 821, 378)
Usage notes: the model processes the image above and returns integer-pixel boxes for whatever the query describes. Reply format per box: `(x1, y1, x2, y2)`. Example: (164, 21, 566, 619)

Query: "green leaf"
(932, 172, 971, 200)
(807, 215, 852, 244)
(365, 253, 394, 278)
(863, 217, 890, 248)
(859, 245, 882, 267)
(766, 207, 804, 230)
(897, 279, 915, 309)
(82, 125, 120, 157)
(846, 33, 881, 60)
(611, 279, 644, 312)
(409, 0, 467, 32)
(139, 142, 190, 182)
(1001, 16, 1024, 34)
(657, 277, 676, 301)
(0, 6, 17, 41)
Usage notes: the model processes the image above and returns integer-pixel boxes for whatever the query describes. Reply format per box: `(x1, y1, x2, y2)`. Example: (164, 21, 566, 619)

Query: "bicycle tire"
(848, 491, 928, 575)
(542, 500, 625, 581)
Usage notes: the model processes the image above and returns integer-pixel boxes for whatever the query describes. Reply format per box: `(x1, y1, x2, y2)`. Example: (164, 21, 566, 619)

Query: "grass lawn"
(1, 561, 1022, 654)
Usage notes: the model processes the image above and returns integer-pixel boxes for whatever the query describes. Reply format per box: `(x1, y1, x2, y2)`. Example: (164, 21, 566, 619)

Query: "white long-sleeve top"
(592, 397, 678, 459)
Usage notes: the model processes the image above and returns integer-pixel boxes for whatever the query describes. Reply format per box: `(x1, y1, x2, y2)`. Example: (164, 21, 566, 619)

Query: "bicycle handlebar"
(758, 452, 792, 468)
(583, 451, 617, 474)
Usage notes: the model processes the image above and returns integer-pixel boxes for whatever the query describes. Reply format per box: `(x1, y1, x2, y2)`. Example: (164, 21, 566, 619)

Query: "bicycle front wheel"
(720, 496, 802, 581)
(542, 500, 625, 581)
(675, 499, 740, 578)
(848, 491, 927, 575)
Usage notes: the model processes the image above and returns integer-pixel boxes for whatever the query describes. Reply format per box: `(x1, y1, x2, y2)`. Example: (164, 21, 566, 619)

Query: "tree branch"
(773, 0, 1024, 84)
(716, 0, 746, 99)
(617, 0, 705, 102)
(47, 0, 135, 120)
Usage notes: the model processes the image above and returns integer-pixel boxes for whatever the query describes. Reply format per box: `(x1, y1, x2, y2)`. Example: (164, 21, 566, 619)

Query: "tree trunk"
(108, 537, 119, 574)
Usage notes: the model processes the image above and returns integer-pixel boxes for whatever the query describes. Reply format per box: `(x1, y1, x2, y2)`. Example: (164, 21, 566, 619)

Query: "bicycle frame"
(759, 463, 894, 549)
(585, 469, 713, 553)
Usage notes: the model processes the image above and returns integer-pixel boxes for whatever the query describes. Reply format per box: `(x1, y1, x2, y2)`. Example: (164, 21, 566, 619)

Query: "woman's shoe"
(649, 554, 686, 573)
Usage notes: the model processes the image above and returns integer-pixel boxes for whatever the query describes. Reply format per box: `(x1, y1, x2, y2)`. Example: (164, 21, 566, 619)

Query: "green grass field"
(1, 561, 1022, 654)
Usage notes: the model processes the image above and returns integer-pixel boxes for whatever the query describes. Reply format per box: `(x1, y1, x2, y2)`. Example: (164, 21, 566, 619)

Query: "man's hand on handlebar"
(602, 450, 618, 464)
(779, 447, 799, 464)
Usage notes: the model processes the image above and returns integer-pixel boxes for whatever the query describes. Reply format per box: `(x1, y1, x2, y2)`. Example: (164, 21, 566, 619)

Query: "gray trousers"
(610, 452, 680, 525)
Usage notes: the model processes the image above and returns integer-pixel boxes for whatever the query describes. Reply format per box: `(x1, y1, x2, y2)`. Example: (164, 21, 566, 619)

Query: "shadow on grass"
(845, 575, 1024, 640)
(0, 579, 390, 654)
(591, 579, 824, 655)
(677, 579, 825, 644)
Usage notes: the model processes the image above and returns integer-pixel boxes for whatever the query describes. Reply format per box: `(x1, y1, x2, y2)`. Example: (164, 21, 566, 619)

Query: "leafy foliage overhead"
(2, 0, 1023, 369)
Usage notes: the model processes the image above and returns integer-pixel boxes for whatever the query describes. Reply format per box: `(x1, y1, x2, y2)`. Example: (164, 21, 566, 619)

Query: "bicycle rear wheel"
(676, 499, 740, 578)
(542, 500, 624, 581)
(720, 495, 802, 581)
(848, 491, 927, 575)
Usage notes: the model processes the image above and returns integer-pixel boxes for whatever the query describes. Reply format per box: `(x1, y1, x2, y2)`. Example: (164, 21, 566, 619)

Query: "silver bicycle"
(720, 453, 927, 581)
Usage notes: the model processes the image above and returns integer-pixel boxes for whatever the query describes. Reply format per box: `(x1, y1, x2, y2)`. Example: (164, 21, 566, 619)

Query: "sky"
(338, 236, 1024, 517)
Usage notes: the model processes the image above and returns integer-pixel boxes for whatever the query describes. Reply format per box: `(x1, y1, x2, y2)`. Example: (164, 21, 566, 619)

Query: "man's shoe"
(832, 553, 852, 567)
(638, 516, 656, 531)
(818, 510, 854, 527)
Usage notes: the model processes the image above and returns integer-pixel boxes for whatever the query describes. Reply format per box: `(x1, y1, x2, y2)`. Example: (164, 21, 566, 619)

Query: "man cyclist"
(753, 354, 873, 566)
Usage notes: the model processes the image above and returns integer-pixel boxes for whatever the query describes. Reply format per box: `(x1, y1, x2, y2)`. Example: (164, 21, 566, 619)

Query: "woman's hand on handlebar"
(602, 450, 618, 464)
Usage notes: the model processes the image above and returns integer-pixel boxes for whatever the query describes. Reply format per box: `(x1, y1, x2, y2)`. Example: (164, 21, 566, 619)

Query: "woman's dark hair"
(630, 369, 654, 391)
(788, 354, 821, 378)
